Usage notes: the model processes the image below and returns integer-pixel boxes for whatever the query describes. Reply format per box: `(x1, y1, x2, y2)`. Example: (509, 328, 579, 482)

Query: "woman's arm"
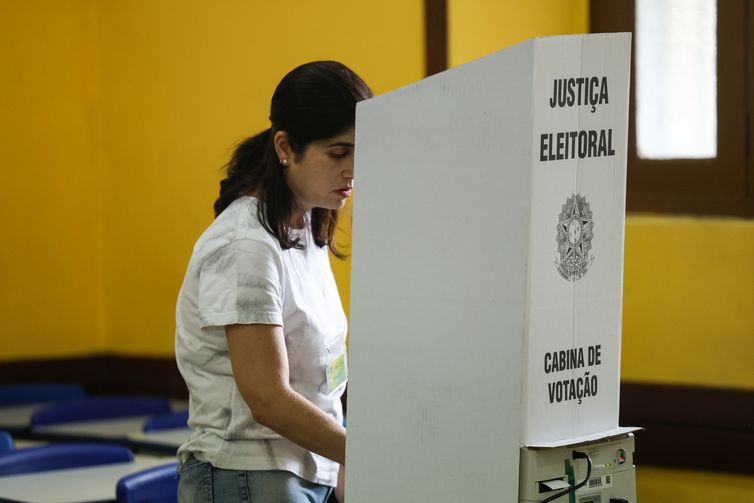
(226, 323, 346, 465)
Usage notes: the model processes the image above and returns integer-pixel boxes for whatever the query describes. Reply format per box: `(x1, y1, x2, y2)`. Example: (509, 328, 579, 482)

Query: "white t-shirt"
(175, 195, 347, 486)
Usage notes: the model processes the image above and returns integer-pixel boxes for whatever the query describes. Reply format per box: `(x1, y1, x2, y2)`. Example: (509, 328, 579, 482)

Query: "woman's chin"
(319, 198, 348, 211)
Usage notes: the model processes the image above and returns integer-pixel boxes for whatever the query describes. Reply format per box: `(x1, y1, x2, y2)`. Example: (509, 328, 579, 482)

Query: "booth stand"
(520, 432, 637, 503)
(347, 33, 636, 502)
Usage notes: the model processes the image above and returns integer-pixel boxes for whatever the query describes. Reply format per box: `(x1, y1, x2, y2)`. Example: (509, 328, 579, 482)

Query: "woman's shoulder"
(192, 197, 281, 264)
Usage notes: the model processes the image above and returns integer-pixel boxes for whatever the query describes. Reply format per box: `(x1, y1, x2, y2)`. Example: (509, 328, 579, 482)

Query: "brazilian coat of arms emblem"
(555, 194, 594, 281)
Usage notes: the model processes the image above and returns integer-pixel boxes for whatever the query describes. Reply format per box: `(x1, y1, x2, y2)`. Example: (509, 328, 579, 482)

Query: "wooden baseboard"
(620, 382, 754, 474)
(2, 357, 752, 473)
(0, 354, 187, 399)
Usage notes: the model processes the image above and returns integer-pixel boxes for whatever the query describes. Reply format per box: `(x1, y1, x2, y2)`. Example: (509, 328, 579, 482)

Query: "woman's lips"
(335, 188, 352, 198)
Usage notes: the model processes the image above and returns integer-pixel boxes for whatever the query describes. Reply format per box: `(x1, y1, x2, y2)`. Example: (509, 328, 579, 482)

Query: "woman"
(175, 61, 372, 502)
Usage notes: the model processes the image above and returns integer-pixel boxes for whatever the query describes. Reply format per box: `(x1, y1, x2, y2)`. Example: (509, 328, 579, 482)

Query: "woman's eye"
(330, 150, 349, 159)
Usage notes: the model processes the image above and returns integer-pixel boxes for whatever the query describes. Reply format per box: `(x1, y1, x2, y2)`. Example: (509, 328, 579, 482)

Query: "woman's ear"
(273, 131, 293, 165)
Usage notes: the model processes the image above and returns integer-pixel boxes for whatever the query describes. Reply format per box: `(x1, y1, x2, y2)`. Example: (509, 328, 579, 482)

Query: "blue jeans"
(178, 456, 333, 503)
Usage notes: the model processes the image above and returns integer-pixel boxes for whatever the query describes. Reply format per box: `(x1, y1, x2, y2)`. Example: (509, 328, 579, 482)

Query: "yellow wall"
(623, 216, 754, 390)
(637, 466, 754, 501)
(448, 0, 590, 67)
(621, 216, 754, 501)
(94, 0, 423, 354)
(0, 0, 106, 359)
(0, 0, 423, 359)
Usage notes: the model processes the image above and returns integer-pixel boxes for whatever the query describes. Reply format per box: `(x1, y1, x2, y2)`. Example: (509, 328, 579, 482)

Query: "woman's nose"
(344, 159, 355, 179)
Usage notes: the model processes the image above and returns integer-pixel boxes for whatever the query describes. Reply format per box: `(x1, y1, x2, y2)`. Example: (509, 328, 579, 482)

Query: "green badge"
(326, 352, 348, 394)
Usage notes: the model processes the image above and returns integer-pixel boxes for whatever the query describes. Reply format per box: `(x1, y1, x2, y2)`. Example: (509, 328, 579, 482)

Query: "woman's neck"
(247, 190, 308, 229)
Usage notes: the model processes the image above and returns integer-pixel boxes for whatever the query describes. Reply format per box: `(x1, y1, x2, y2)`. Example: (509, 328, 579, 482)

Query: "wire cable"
(539, 450, 593, 503)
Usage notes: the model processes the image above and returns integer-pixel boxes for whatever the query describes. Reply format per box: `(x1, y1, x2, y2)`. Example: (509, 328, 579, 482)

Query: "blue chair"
(31, 397, 172, 426)
(0, 431, 14, 452)
(0, 383, 85, 406)
(142, 410, 188, 432)
(0, 443, 133, 476)
(116, 462, 179, 503)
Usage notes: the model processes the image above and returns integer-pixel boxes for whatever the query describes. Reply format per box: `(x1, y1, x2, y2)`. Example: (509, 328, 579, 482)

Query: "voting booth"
(346, 33, 635, 502)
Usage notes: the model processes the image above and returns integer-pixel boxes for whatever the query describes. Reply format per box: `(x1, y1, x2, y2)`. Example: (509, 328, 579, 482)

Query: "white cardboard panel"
(347, 40, 535, 503)
(526, 426, 642, 448)
(346, 33, 631, 501)
(572, 34, 631, 438)
(524, 34, 631, 444)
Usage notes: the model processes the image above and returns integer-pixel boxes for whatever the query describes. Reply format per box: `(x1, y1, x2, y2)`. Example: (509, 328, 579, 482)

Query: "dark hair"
(214, 61, 372, 257)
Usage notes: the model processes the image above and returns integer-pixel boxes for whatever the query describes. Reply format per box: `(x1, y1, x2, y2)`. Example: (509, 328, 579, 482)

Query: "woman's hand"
(335, 464, 345, 502)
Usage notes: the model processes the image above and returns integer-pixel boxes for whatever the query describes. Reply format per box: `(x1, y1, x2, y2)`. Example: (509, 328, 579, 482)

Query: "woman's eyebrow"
(327, 142, 354, 148)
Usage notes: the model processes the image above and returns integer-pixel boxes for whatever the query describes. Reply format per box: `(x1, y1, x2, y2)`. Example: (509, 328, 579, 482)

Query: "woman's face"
(278, 128, 355, 215)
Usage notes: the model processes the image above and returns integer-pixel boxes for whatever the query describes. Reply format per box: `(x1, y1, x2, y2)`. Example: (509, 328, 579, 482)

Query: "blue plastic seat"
(31, 397, 172, 426)
(0, 443, 133, 476)
(143, 410, 188, 432)
(116, 462, 179, 503)
(0, 431, 14, 452)
(0, 383, 85, 406)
